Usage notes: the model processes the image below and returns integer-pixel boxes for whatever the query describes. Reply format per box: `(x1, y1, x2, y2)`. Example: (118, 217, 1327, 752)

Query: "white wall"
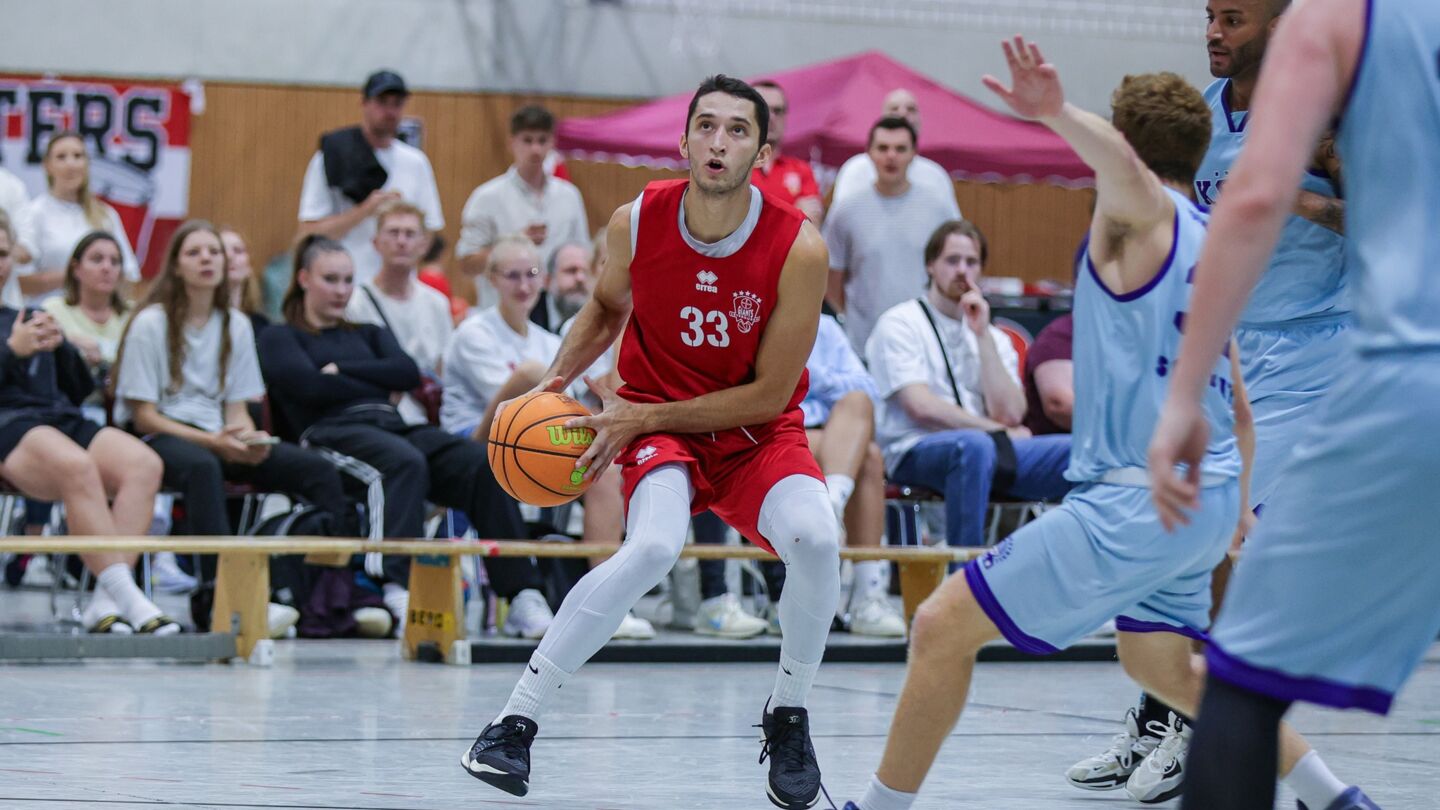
(3, 0, 1215, 113)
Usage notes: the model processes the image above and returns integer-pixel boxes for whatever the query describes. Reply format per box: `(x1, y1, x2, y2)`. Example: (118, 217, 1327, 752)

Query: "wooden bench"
(0, 537, 982, 664)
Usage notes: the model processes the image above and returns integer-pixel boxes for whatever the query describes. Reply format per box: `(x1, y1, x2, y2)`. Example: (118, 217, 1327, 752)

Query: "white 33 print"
(695, 269, 719, 293)
(679, 306, 731, 347)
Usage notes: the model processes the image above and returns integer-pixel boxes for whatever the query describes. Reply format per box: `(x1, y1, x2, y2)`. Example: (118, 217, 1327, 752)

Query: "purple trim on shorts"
(1115, 616, 1209, 643)
(963, 561, 1060, 656)
(1206, 643, 1394, 715)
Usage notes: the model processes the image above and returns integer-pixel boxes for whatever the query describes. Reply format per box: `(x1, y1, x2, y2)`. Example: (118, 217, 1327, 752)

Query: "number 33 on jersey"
(617, 179, 810, 410)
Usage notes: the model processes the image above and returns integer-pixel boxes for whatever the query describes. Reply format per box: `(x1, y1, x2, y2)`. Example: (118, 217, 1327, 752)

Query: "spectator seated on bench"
(259, 235, 553, 640)
(112, 221, 350, 633)
(866, 221, 1072, 548)
(0, 210, 169, 634)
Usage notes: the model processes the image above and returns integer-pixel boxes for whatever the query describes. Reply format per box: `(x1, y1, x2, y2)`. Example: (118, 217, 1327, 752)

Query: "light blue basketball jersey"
(1068, 188, 1240, 483)
(1195, 80, 1348, 326)
(1336, 0, 1440, 352)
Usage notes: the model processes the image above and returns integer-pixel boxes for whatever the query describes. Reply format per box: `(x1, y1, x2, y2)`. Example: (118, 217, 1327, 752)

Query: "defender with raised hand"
(842, 37, 1354, 810)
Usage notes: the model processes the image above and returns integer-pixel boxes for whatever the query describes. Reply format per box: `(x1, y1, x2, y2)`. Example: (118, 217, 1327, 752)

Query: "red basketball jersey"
(617, 179, 809, 413)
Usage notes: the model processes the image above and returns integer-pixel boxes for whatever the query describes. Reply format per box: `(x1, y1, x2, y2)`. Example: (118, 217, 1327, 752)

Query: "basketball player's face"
(1206, 1, 1276, 79)
(928, 234, 983, 302)
(681, 93, 768, 196)
(302, 252, 355, 324)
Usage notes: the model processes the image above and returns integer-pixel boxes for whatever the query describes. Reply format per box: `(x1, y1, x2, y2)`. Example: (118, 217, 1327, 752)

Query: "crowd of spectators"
(0, 69, 1075, 643)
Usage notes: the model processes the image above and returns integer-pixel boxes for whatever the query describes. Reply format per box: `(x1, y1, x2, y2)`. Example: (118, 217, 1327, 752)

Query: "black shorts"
(0, 410, 102, 463)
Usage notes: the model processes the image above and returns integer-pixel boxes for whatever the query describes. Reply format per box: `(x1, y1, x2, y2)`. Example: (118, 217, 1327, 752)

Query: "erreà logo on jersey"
(547, 426, 595, 447)
(731, 291, 762, 333)
(695, 269, 719, 293)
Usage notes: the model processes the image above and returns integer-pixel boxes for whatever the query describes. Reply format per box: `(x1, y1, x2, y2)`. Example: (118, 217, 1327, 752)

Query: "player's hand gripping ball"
(487, 392, 597, 507)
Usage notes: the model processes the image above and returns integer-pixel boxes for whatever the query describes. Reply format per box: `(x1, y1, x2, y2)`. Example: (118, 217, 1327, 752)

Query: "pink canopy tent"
(556, 50, 1092, 187)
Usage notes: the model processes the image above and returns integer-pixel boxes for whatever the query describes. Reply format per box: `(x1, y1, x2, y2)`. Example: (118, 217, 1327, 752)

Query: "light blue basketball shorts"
(1237, 316, 1351, 511)
(966, 478, 1240, 654)
(1209, 353, 1440, 714)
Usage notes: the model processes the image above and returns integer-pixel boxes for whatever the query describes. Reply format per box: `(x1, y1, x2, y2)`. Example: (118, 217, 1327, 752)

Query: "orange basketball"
(487, 391, 597, 507)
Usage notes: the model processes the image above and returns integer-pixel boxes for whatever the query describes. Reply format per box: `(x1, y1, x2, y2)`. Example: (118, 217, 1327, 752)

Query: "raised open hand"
(981, 36, 1065, 121)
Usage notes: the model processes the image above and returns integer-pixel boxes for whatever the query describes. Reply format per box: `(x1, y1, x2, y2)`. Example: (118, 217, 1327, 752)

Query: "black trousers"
(147, 435, 351, 581)
(303, 420, 542, 598)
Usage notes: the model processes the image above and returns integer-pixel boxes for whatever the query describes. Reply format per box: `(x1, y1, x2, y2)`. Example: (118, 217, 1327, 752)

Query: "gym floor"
(2, 585, 1437, 809)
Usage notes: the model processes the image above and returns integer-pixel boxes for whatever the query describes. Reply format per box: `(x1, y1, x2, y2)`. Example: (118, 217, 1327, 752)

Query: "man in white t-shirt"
(824, 117, 958, 352)
(456, 105, 589, 311)
(298, 71, 444, 285)
(865, 220, 1071, 549)
(831, 88, 962, 216)
(344, 202, 452, 425)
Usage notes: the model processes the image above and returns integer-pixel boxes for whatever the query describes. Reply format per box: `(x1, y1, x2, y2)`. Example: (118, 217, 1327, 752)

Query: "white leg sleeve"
(759, 474, 841, 707)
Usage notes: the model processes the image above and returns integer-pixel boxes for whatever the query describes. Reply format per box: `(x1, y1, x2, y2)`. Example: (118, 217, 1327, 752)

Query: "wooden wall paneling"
(187, 82, 1092, 312)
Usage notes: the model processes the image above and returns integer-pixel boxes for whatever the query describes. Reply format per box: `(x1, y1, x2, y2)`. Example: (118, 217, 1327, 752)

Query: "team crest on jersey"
(730, 291, 763, 334)
(695, 270, 719, 293)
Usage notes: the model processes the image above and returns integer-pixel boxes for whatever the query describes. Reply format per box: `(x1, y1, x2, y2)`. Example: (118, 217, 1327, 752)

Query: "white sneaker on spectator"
(151, 552, 197, 594)
(848, 594, 906, 637)
(268, 603, 299, 639)
(353, 606, 393, 638)
(693, 593, 768, 638)
(502, 589, 554, 639)
(382, 583, 409, 637)
(611, 611, 656, 640)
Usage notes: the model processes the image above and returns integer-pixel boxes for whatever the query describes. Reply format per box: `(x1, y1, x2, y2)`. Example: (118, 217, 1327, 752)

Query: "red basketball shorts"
(616, 410, 822, 555)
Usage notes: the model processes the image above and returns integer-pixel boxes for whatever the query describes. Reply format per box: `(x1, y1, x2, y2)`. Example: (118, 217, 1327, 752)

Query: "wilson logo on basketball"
(547, 426, 595, 447)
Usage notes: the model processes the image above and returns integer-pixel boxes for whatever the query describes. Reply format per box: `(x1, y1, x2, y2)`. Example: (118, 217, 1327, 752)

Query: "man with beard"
(1066, 1, 1351, 800)
(528, 241, 594, 332)
(460, 76, 840, 810)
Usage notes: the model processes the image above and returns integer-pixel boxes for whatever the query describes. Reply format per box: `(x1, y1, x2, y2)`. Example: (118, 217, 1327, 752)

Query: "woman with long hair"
(111, 221, 351, 625)
(258, 235, 553, 639)
(41, 232, 132, 417)
(17, 132, 139, 304)
(0, 210, 170, 634)
(219, 226, 269, 334)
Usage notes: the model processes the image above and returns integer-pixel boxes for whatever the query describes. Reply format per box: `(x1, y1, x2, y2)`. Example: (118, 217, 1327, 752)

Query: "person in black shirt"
(0, 211, 171, 634)
(259, 235, 552, 638)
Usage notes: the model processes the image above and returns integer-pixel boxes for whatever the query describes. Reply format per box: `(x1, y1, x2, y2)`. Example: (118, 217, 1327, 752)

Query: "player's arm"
(983, 36, 1172, 288)
(1150, 0, 1360, 529)
(1293, 131, 1345, 235)
(539, 204, 634, 389)
(568, 221, 828, 479)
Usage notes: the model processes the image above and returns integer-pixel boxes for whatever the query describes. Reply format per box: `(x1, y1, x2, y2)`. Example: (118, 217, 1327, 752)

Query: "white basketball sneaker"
(693, 593, 768, 638)
(610, 611, 656, 640)
(1065, 707, 1164, 791)
(1125, 713, 1191, 804)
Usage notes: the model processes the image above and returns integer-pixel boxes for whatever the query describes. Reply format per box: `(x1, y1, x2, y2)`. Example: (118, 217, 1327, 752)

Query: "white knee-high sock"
(494, 464, 692, 723)
(760, 475, 841, 709)
(824, 473, 854, 516)
(851, 559, 889, 601)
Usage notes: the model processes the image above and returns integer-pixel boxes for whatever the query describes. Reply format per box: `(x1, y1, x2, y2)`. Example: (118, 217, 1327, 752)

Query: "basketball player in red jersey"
(461, 76, 839, 809)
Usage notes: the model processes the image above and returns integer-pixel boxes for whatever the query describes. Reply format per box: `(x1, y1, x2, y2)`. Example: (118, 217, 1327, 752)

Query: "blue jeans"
(891, 430, 1073, 547)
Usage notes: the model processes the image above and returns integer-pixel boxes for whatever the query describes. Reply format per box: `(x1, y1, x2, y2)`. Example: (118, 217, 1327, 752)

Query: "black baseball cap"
(363, 70, 409, 99)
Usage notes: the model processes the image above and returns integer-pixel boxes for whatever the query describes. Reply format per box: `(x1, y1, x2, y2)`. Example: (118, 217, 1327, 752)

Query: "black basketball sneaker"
(461, 715, 537, 796)
(758, 705, 823, 809)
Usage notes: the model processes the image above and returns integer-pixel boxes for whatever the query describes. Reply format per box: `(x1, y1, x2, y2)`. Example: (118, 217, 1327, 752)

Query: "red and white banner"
(0, 74, 191, 278)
